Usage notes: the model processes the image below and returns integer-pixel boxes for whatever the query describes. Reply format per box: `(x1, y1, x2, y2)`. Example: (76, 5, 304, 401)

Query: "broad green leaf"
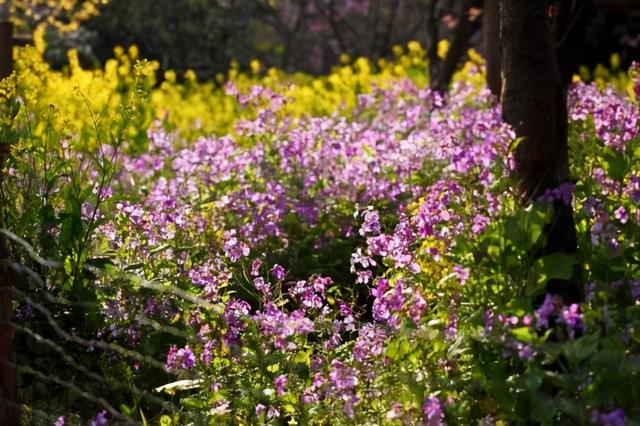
(534, 252, 577, 282)
(530, 391, 557, 422)
(522, 365, 544, 391)
(603, 148, 627, 181)
(563, 332, 600, 364)
(512, 327, 536, 343)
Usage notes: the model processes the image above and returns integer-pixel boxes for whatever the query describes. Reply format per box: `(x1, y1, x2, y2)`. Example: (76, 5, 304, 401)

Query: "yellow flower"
(250, 59, 261, 74)
(437, 39, 450, 59)
(407, 40, 422, 54)
(184, 70, 197, 82)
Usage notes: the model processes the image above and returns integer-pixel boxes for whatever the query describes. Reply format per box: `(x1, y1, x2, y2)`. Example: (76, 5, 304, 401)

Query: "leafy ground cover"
(1, 46, 639, 425)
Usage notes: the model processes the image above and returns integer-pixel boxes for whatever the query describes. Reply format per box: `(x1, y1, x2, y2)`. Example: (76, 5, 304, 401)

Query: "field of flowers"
(1, 44, 639, 425)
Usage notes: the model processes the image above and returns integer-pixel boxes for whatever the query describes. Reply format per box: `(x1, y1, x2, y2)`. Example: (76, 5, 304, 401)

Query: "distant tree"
(482, 0, 500, 96)
(424, 0, 482, 92)
(82, 0, 250, 77)
(82, 0, 441, 75)
(241, 0, 438, 74)
(5, 0, 105, 33)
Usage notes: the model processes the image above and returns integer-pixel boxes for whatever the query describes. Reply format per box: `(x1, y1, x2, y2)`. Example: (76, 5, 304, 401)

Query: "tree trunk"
(0, 240, 17, 426)
(0, 2, 18, 424)
(483, 0, 501, 96)
(500, 0, 581, 304)
(434, 3, 480, 92)
(0, 2, 12, 80)
(425, 0, 440, 87)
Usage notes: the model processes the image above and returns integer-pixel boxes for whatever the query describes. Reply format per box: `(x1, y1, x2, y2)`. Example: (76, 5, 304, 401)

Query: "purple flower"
(540, 182, 575, 205)
(422, 396, 446, 426)
(329, 360, 358, 390)
(222, 299, 250, 346)
(614, 206, 628, 224)
(535, 294, 556, 329)
(251, 259, 261, 276)
(353, 324, 387, 362)
(562, 304, 583, 336)
(267, 406, 280, 419)
(91, 410, 108, 426)
(270, 264, 286, 281)
(166, 345, 196, 370)
(596, 408, 626, 426)
(471, 214, 490, 234)
(253, 303, 314, 350)
(254, 277, 270, 296)
(517, 343, 535, 361)
(445, 311, 457, 341)
(452, 265, 470, 285)
(255, 403, 266, 416)
(631, 61, 640, 97)
(484, 309, 494, 333)
(55, 416, 65, 426)
(222, 230, 250, 261)
(359, 209, 381, 236)
(274, 374, 288, 396)
(200, 340, 215, 365)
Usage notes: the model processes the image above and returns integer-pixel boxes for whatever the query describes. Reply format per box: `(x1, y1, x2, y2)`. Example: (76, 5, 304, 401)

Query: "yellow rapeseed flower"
(437, 39, 450, 59)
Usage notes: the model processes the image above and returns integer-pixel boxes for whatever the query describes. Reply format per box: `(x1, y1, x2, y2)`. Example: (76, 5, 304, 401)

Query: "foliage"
(1, 44, 639, 425)
(4, 0, 106, 33)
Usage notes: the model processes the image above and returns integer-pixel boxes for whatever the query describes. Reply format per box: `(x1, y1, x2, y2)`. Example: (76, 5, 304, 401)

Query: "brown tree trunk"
(0, 241, 17, 426)
(425, 0, 440, 87)
(483, 0, 501, 96)
(0, 3, 18, 424)
(0, 20, 12, 80)
(500, 0, 581, 304)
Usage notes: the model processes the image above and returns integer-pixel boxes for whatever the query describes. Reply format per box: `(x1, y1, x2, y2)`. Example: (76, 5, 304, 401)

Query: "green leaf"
(140, 409, 148, 426)
(530, 391, 557, 423)
(522, 365, 544, 391)
(180, 397, 206, 408)
(385, 337, 412, 361)
(512, 327, 536, 343)
(602, 148, 627, 181)
(557, 397, 587, 424)
(504, 203, 552, 249)
(64, 256, 73, 276)
(534, 253, 577, 281)
(293, 350, 310, 364)
(563, 332, 600, 364)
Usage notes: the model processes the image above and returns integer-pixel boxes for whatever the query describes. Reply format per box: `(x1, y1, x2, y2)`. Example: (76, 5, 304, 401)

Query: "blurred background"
(4, 0, 640, 79)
